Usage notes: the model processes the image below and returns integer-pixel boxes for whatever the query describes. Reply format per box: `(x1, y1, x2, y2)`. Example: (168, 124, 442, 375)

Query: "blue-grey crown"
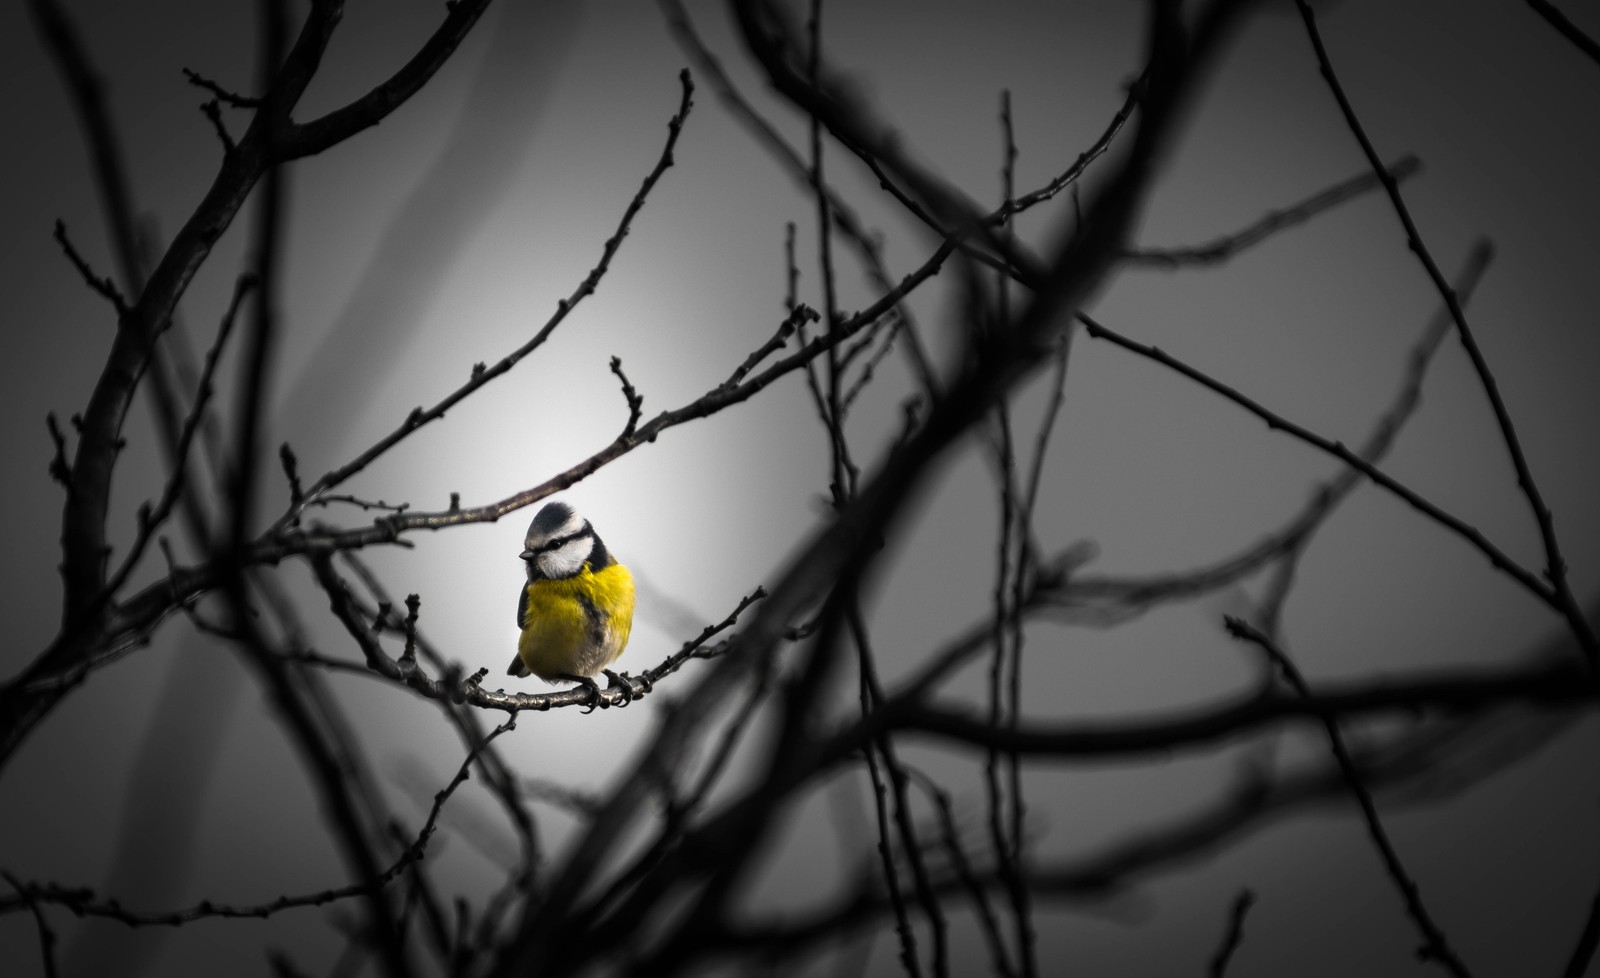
(528, 501, 576, 537)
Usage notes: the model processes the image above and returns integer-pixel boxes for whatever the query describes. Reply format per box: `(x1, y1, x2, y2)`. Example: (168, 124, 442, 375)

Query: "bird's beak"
(520, 548, 536, 561)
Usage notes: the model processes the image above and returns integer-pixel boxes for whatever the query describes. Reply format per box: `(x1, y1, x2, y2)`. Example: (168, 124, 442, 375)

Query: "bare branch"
(182, 66, 261, 106)
(1125, 156, 1421, 267)
(1059, 239, 1492, 630)
(720, 305, 802, 389)
(102, 273, 255, 601)
(52, 219, 127, 314)
(1225, 616, 1473, 977)
(1294, 0, 1596, 662)
(275, 69, 696, 530)
(2, 871, 59, 978)
(198, 99, 236, 155)
(1524, 0, 1600, 68)
(279, 0, 496, 160)
(1077, 310, 1559, 613)
(1206, 889, 1256, 978)
(885, 659, 1591, 761)
(0, 717, 516, 929)
(44, 413, 72, 487)
(608, 357, 644, 439)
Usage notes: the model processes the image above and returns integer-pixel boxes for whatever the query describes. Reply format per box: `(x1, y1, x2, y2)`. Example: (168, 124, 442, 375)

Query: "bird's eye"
(541, 533, 581, 553)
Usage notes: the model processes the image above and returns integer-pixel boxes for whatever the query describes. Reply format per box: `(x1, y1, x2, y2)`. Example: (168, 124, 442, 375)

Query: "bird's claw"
(561, 674, 606, 714)
(603, 669, 644, 707)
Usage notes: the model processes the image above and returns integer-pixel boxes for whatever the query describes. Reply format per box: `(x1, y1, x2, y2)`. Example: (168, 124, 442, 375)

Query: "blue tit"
(507, 501, 637, 707)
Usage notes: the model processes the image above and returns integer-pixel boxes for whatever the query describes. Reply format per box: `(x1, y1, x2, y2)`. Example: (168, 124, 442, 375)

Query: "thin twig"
(52, 219, 127, 314)
(3, 871, 59, 978)
(198, 99, 236, 155)
(996, 86, 1039, 978)
(101, 274, 255, 602)
(1294, 0, 1596, 662)
(0, 718, 516, 929)
(182, 66, 261, 106)
(1207, 888, 1256, 978)
(272, 69, 696, 533)
(1224, 616, 1473, 977)
(1255, 240, 1493, 634)
(907, 770, 1016, 978)
(609, 356, 644, 439)
(1052, 242, 1492, 629)
(660, 0, 942, 398)
(721, 305, 802, 390)
(1077, 310, 1558, 613)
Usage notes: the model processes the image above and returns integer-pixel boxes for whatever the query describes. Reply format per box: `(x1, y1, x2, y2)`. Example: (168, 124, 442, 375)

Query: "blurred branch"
(1206, 889, 1255, 978)
(488, 4, 1279, 973)
(2, 0, 503, 777)
(2, 871, 59, 978)
(1124, 155, 1420, 267)
(1524, 0, 1600, 68)
(884, 659, 1591, 760)
(0, 717, 516, 928)
(724, 697, 1578, 958)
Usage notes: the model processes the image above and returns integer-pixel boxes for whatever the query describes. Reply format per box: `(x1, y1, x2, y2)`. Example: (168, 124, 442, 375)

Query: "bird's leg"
(558, 673, 605, 713)
(603, 669, 642, 706)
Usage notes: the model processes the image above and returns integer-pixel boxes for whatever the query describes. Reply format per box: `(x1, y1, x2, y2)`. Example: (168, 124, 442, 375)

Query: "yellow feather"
(516, 560, 635, 681)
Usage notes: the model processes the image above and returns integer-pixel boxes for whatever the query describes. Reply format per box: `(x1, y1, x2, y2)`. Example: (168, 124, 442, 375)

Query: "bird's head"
(521, 501, 596, 580)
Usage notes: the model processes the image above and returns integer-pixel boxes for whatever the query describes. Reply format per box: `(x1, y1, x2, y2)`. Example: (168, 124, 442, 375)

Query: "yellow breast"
(516, 561, 635, 681)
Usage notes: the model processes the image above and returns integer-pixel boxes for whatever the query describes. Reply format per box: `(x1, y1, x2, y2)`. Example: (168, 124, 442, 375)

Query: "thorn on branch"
(53, 220, 128, 315)
(609, 356, 644, 438)
(46, 413, 72, 486)
(373, 601, 393, 634)
(471, 362, 486, 379)
(448, 492, 460, 513)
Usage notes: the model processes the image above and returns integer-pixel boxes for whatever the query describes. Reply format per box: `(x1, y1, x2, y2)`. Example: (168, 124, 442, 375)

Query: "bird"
(507, 501, 637, 709)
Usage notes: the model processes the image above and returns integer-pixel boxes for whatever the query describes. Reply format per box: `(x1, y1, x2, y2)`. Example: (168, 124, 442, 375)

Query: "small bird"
(508, 501, 637, 708)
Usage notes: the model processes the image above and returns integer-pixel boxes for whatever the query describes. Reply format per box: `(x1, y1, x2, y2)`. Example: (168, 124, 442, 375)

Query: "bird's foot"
(559, 673, 606, 714)
(603, 669, 648, 707)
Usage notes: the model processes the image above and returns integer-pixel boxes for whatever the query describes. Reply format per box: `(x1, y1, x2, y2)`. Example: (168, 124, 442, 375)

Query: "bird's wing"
(508, 584, 533, 677)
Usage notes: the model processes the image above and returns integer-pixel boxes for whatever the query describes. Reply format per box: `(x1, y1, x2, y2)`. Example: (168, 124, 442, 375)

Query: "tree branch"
(1294, 0, 1596, 662)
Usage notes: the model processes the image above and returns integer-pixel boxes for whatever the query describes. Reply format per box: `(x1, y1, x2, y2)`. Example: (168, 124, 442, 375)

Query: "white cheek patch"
(537, 536, 591, 579)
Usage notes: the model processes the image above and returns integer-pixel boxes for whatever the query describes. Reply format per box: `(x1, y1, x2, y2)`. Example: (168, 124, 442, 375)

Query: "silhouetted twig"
(1294, 0, 1596, 662)
(1225, 616, 1473, 977)
(1206, 888, 1256, 978)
